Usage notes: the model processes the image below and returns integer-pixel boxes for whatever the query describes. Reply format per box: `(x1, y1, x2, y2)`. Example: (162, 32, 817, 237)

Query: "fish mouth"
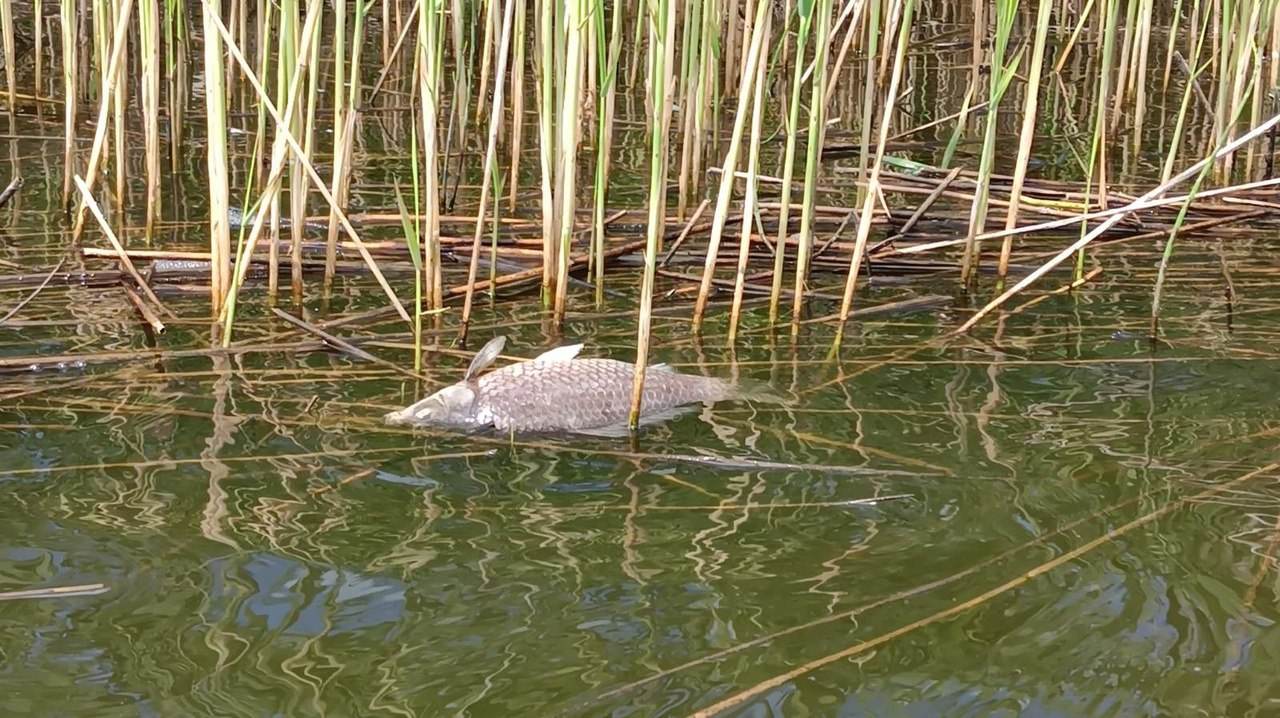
(383, 408, 415, 426)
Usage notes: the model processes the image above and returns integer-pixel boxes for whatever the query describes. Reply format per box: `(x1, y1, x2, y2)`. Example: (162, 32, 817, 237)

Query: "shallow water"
(4, 20, 1280, 718)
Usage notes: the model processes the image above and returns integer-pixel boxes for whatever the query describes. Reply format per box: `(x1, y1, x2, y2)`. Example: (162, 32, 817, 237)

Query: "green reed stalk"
(692, 0, 773, 329)
(591, 0, 623, 307)
(959, 0, 1019, 286)
(0, 0, 14, 116)
(629, 0, 676, 431)
(418, 0, 444, 310)
(60, 0, 78, 204)
(834, 0, 914, 328)
(996, 0, 1053, 284)
(1161, 0, 1208, 184)
(506, 0, 525, 211)
(163, 0, 188, 174)
(728, 10, 771, 345)
(202, 0, 231, 315)
(552, 0, 588, 324)
(461, 0, 515, 340)
(788, 0, 832, 333)
(395, 160, 422, 369)
(767, 0, 812, 324)
(442, 0, 471, 209)
(674, 0, 704, 219)
(139, 0, 161, 234)
(686, 0, 718, 224)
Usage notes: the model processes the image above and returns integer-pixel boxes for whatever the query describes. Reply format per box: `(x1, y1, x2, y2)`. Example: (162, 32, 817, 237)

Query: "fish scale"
(474, 358, 734, 433)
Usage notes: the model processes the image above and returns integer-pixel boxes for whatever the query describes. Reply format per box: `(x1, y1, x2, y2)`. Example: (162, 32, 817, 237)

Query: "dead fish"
(383, 336, 780, 437)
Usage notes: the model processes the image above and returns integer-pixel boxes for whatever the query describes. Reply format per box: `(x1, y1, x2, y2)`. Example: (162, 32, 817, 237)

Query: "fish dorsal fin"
(534, 343, 583, 363)
(464, 336, 507, 382)
(649, 363, 677, 373)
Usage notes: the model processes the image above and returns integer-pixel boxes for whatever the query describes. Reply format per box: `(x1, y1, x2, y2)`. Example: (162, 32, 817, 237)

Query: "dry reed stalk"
(628, 0, 677, 430)
(109, 0, 126, 207)
(201, 0, 411, 329)
(122, 284, 166, 335)
(460, 0, 516, 340)
(69, 0, 133, 243)
(996, 0, 1053, 282)
(552, 0, 588, 323)
(0, 0, 16, 116)
(507, 0, 525, 212)
(60, 0, 77, 205)
(692, 0, 773, 329)
(417, 0, 443, 311)
(536, 0, 557, 304)
(139, 0, 161, 234)
(727, 9, 771, 345)
(834, 0, 914, 327)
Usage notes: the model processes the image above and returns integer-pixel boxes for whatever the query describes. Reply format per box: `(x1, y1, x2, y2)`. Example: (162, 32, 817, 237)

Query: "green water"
(4, 32, 1280, 718)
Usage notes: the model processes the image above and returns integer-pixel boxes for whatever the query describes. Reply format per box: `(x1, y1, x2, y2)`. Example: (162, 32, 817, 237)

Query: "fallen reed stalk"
(958, 111, 1280, 333)
(0, 174, 19, 208)
(73, 175, 173, 319)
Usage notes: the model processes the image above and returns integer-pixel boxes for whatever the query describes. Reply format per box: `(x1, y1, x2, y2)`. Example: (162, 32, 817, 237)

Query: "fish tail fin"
(728, 378, 792, 406)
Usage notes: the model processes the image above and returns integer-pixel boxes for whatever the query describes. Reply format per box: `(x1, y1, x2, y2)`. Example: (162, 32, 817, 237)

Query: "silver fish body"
(383, 337, 751, 435)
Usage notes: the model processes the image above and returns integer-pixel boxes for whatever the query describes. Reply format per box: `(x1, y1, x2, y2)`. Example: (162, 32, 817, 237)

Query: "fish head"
(383, 382, 482, 428)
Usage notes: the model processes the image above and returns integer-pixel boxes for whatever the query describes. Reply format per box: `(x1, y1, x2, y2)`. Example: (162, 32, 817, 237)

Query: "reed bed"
(0, 0, 1277, 415)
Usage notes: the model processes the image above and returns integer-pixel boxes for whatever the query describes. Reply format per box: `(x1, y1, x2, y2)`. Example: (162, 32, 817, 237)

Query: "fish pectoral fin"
(465, 336, 507, 381)
(534, 343, 584, 363)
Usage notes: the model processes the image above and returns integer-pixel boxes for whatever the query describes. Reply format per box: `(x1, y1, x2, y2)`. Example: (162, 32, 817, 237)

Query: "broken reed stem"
(73, 175, 173, 318)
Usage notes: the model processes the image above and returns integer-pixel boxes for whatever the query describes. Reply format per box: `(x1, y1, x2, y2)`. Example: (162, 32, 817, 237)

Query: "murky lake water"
(3, 28, 1280, 717)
